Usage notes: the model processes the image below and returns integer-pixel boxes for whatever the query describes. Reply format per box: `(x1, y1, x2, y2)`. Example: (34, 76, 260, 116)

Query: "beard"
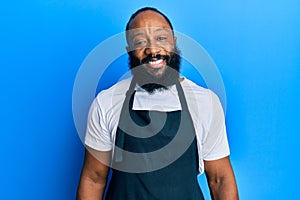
(128, 46, 181, 94)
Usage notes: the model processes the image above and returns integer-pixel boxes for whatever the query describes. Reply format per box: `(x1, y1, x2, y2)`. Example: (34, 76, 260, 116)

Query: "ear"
(126, 46, 130, 53)
(173, 36, 177, 45)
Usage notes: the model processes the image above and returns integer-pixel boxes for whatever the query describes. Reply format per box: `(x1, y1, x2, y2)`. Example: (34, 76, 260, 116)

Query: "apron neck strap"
(175, 79, 189, 111)
(126, 77, 189, 111)
(126, 77, 137, 98)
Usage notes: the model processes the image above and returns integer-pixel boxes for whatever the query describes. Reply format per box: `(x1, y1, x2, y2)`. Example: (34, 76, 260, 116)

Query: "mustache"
(141, 54, 170, 65)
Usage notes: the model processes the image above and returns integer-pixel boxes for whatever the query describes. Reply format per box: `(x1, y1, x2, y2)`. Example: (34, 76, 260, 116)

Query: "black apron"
(105, 79, 204, 200)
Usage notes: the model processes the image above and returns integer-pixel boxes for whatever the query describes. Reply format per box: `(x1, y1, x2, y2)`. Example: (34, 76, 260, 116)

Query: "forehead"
(128, 10, 172, 30)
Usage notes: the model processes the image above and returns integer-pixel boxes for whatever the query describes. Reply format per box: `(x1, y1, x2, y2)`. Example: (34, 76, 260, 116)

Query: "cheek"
(164, 43, 175, 53)
(133, 49, 146, 61)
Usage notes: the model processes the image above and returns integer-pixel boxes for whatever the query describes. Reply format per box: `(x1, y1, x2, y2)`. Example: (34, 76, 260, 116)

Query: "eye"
(134, 39, 147, 47)
(157, 36, 167, 41)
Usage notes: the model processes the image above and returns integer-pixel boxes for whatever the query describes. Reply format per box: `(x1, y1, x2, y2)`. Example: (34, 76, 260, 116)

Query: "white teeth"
(149, 59, 163, 65)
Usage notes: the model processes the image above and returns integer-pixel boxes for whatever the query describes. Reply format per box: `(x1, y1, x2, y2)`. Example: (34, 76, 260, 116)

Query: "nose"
(144, 40, 160, 55)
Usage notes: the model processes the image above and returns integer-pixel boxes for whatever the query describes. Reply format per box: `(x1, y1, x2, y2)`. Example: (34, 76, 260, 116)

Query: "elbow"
(208, 176, 224, 191)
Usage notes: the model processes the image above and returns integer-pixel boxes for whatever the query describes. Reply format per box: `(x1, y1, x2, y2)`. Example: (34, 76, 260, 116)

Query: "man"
(77, 7, 238, 200)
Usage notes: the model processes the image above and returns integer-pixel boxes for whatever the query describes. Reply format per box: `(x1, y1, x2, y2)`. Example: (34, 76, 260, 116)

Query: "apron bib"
(106, 79, 204, 200)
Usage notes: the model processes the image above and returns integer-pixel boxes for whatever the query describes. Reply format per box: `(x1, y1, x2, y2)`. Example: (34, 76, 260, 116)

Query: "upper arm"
(77, 147, 111, 200)
(204, 156, 239, 199)
(202, 91, 230, 161)
(85, 98, 113, 151)
(81, 147, 111, 182)
(204, 156, 235, 181)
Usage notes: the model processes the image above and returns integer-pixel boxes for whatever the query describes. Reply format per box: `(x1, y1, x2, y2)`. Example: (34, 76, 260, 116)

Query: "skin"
(77, 10, 239, 200)
(77, 147, 111, 200)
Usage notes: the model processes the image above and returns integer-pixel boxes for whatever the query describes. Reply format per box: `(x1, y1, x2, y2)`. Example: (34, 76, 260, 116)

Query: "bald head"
(126, 7, 173, 32)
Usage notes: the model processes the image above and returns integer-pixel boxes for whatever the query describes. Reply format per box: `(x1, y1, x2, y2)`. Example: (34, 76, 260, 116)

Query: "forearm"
(77, 175, 107, 200)
(208, 176, 238, 200)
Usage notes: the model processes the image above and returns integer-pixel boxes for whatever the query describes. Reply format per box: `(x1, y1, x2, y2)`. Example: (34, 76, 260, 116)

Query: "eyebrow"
(131, 32, 144, 38)
(153, 27, 169, 32)
(150, 27, 172, 34)
(131, 27, 171, 38)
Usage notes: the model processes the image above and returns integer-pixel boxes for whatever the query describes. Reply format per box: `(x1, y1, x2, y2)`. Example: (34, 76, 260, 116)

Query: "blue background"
(1, 0, 299, 199)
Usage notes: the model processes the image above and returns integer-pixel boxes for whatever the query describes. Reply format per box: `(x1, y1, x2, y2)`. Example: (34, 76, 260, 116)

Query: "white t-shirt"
(85, 77, 230, 175)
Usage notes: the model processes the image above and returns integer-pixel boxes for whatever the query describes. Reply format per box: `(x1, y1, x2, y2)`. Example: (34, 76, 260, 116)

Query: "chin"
(145, 65, 167, 78)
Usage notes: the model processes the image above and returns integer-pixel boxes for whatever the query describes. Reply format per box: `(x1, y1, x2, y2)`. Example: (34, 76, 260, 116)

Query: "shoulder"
(95, 78, 131, 102)
(93, 78, 132, 114)
(181, 78, 215, 102)
(181, 78, 222, 123)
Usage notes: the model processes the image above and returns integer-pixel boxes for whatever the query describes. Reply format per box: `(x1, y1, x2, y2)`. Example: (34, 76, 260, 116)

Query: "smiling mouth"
(141, 54, 169, 67)
(147, 59, 165, 68)
(144, 59, 167, 77)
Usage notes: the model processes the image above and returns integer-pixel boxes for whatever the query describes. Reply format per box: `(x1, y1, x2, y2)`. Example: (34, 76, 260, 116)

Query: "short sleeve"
(202, 91, 230, 160)
(84, 98, 113, 151)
